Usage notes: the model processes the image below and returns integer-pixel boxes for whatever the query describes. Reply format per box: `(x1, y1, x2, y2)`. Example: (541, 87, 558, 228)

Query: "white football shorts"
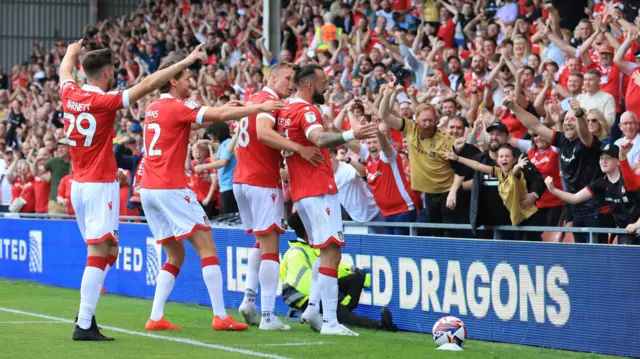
(140, 187, 211, 244)
(294, 193, 344, 248)
(233, 183, 285, 235)
(71, 181, 120, 245)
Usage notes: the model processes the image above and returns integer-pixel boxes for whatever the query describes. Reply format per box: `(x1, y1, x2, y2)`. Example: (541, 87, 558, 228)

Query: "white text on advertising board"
(226, 247, 570, 326)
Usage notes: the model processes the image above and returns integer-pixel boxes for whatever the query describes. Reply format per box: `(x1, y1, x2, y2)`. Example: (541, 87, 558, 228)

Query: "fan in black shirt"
(505, 95, 607, 242)
(446, 117, 480, 225)
(546, 144, 640, 245)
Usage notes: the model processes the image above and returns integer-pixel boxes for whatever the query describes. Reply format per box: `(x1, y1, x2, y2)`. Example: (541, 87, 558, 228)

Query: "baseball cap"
(4, 146, 13, 154)
(57, 138, 69, 145)
(486, 122, 510, 134)
(130, 122, 143, 133)
(600, 143, 619, 158)
(597, 45, 614, 54)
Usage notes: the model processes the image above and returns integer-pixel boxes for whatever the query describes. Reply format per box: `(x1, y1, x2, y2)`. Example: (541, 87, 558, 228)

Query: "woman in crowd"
(586, 109, 611, 144)
(511, 129, 564, 226)
(7, 159, 35, 213)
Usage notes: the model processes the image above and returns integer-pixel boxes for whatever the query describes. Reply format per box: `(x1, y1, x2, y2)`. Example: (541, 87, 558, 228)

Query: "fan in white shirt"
(0, 150, 15, 210)
(329, 148, 383, 230)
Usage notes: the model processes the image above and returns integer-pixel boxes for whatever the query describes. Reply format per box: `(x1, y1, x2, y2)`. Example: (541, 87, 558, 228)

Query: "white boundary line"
(0, 320, 66, 325)
(263, 341, 330, 347)
(0, 307, 291, 359)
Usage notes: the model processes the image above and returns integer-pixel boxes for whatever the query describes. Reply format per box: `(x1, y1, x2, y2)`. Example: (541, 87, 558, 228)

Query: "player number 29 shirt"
(140, 94, 207, 189)
(233, 88, 283, 188)
(60, 81, 130, 182)
(277, 98, 337, 202)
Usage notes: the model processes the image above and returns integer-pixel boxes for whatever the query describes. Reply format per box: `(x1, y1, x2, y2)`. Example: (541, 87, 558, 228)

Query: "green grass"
(0, 279, 626, 359)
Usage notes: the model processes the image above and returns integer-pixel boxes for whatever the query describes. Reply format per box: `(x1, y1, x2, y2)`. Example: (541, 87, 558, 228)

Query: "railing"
(3, 212, 634, 244)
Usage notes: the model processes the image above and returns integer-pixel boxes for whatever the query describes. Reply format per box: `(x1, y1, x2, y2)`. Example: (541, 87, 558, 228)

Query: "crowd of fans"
(2, 0, 640, 244)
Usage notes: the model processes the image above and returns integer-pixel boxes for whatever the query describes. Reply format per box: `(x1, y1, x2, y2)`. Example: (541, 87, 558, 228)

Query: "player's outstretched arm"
(256, 118, 324, 166)
(201, 100, 285, 123)
(307, 117, 378, 148)
(59, 40, 83, 84)
(128, 44, 207, 104)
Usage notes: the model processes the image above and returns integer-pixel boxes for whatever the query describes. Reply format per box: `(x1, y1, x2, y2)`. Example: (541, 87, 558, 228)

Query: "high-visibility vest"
(315, 24, 343, 51)
(280, 241, 352, 308)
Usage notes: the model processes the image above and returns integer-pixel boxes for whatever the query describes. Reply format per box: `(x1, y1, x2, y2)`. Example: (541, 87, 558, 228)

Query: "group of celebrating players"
(61, 39, 378, 341)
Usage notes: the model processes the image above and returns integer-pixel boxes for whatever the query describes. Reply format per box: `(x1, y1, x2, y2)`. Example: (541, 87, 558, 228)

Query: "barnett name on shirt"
(66, 100, 90, 112)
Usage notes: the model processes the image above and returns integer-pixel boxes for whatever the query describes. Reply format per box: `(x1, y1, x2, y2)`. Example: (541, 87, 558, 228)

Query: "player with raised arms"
(60, 40, 210, 341)
(141, 57, 285, 332)
(277, 64, 378, 336)
(234, 62, 324, 330)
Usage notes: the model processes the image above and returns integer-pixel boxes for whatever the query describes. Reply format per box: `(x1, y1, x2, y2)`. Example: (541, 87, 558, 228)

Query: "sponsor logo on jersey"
(304, 111, 317, 123)
(184, 101, 199, 110)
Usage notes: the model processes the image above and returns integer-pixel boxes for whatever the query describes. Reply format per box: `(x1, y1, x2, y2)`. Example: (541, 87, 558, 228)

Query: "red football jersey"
(11, 176, 23, 203)
(528, 148, 564, 209)
(60, 81, 130, 182)
(191, 158, 217, 201)
(361, 146, 415, 216)
(130, 156, 145, 202)
(140, 94, 207, 189)
(33, 173, 51, 213)
(57, 173, 75, 215)
(588, 63, 623, 112)
(233, 88, 283, 188)
(276, 98, 337, 202)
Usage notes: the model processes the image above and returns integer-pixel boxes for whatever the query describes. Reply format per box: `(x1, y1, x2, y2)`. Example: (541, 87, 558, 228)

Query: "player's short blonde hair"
(267, 62, 297, 79)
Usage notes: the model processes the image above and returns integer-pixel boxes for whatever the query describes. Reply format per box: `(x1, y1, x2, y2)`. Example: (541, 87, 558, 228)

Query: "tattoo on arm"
(316, 131, 347, 148)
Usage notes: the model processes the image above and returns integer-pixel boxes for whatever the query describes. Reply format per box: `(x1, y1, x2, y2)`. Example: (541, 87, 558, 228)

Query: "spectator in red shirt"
(57, 170, 74, 215)
(32, 150, 51, 214)
(187, 141, 218, 218)
(437, 7, 456, 49)
(512, 130, 564, 227)
(360, 130, 416, 235)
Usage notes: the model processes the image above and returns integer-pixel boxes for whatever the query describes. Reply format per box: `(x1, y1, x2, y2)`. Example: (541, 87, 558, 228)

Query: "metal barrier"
(2, 212, 633, 244)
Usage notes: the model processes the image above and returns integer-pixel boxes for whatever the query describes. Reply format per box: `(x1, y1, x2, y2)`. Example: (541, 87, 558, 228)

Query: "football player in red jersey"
(140, 58, 284, 332)
(234, 62, 324, 330)
(278, 64, 377, 336)
(59, 40, 209, 341)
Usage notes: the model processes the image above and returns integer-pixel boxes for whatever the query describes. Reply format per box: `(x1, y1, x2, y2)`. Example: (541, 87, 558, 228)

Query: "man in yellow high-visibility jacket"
(310, 12, 343, 52)
(280, 212, 397, 332)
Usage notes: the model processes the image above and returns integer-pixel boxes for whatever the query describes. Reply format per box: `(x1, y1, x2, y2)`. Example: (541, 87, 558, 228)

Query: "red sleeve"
(621, 159, 640, 191)
(93, 89, 130, 111)
(300, 107, 324, 139)
(257, 109, 279, 123)
(57, 176, 68, 198)
(178, 100, 207, 124)
(20, 184, 36, 213)
(59, 80, 77, 97)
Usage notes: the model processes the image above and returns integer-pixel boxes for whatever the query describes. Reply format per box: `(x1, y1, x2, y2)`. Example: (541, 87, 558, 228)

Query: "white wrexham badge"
(304, 111, 316, 123)
(184, 100, 199, 110)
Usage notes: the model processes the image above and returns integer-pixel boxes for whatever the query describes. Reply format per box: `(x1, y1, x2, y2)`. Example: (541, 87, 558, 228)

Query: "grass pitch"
(0, 279, 626, 359)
